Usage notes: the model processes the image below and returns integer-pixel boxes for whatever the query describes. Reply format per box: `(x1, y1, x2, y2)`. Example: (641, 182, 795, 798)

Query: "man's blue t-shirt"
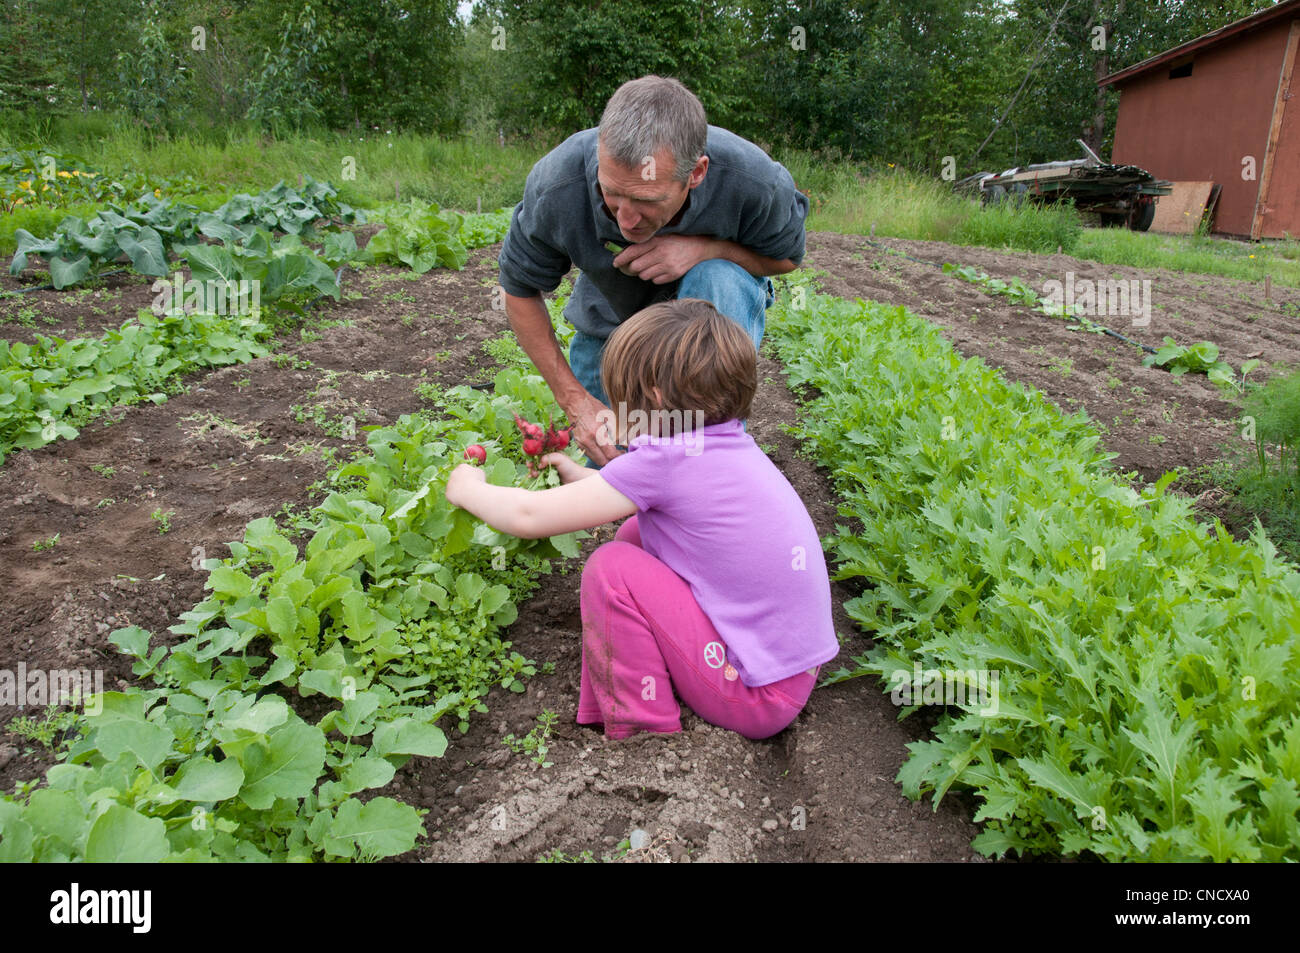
(497, 125, 809, 340)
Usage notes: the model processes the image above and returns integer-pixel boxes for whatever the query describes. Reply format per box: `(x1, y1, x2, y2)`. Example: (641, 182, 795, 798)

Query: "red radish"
(464, 444, 487, 464)
(547, 426, 572, 450)
(513, 412, 543, 439)
(522, 437, 544, 456)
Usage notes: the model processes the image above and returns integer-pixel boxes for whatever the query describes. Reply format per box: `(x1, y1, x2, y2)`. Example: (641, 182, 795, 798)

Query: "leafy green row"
(0, 198, 510, 466)
(458, 208, 514, 249)
(0, 308, 272, 465)
(768, 279, 1300, 861)
(0, 355, 585, 861)
(9, 176, 361, 289)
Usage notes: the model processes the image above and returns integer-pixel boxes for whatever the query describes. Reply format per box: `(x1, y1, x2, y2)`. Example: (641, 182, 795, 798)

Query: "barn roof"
(1098, 0, 1300, 87)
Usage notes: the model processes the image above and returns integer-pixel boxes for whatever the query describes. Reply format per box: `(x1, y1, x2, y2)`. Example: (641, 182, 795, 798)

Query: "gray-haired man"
(497, 75, 809, 466)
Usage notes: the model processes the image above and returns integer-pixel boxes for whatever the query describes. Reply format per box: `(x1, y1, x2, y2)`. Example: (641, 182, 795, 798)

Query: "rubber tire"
(1129, 201, 1155, 232)
(982, 184, 1008, 206)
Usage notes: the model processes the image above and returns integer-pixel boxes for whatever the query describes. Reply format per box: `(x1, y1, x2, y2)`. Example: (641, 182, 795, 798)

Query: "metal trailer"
(955, 139, 1174, 231)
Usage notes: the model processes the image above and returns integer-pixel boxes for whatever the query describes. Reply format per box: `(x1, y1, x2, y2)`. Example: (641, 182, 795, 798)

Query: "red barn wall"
(1111, 18, 1296, 237)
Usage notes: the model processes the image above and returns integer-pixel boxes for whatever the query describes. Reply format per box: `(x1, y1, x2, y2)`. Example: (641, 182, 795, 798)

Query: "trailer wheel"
(982, 184, 1008, 206)
(1128, 200, 1155, 232)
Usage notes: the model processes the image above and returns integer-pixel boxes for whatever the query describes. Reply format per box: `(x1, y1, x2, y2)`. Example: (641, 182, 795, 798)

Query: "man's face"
(596, 142, 708, 243)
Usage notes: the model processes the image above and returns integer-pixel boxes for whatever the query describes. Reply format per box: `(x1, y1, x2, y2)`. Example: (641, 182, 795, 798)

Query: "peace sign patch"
(703, 641, 726, 669)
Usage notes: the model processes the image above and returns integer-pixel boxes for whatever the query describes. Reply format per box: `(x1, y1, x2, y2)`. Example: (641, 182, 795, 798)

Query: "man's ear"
(686, 155, 709, 190)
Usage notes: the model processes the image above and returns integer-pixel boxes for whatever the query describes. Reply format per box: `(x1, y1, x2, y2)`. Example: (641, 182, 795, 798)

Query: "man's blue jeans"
(568, 260, 775, 461)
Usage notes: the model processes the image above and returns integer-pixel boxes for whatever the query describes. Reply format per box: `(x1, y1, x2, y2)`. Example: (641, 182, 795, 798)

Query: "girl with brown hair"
(444, 299, 837, 740)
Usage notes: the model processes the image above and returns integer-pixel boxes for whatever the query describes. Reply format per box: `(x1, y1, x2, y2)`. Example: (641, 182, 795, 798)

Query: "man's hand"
(614, 234, 717, 285)
(562, 389, 625, 466)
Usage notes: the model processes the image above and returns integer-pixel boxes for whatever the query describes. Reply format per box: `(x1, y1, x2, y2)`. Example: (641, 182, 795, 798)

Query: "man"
(497, 75, 809, 465)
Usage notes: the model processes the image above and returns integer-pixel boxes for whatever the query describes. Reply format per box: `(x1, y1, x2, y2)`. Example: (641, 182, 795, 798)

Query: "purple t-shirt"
(598, 418, 839, 687)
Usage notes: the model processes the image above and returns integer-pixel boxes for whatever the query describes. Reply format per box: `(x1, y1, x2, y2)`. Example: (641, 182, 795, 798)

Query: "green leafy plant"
(0, 332, 587, 862)
(768, 274, 1300, 863)
(1142, 337, 1258, 392)
(0, 307, 273, 465)
(362, 201, 468, 275)
(5, 705, 82, 755)
(1243, 369, 1300, 483)
(502, 710, 558, 768)
(9, 176, 361, 290)
(31, 534, 59, 552)
(151, 508, 173, 534)
(458, 208, 514, 248)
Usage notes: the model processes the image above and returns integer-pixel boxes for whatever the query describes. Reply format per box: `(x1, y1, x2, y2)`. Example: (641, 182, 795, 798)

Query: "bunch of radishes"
(513, 412, 572, 456)
(461, 412, 573, 469)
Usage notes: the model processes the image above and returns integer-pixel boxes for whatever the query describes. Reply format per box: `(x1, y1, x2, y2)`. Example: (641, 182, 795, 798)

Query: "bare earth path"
(8, 230, 1289, 862)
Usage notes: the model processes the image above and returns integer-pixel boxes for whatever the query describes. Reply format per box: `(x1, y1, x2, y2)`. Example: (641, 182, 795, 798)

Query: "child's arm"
(444, 456, 636, 539)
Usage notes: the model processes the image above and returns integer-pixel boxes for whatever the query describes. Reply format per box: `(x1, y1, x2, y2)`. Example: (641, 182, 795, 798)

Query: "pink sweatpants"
(576, 516, 818, 740)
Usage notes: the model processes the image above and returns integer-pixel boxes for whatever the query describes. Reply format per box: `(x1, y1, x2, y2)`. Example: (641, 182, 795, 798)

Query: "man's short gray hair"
(598, 76, 707, 183)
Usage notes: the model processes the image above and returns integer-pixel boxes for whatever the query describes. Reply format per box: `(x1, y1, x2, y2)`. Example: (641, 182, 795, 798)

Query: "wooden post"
(1265, 274, 1272, 299)
(1252, 20, 1299, 240)
(477, 196, 482, 214)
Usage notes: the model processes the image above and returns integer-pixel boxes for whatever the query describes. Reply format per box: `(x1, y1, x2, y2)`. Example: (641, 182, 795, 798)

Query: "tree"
(0, 0, 63, 113)
(482, 0, 752, 137)
(312, 0, 465, 133)
(45, 0, 139, 111)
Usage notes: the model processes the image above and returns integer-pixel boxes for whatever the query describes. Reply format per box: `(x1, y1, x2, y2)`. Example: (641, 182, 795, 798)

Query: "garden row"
(768, 276, 1300, 861)
(0, 322, 585, 860)
(1, 191, 512, 464)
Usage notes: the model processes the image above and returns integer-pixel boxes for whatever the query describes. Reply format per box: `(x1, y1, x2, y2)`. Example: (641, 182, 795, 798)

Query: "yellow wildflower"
(57, 170, 72, 178)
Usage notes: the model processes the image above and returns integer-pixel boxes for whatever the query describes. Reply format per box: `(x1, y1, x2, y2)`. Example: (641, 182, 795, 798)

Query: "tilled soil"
(3, 230, 1291, 862)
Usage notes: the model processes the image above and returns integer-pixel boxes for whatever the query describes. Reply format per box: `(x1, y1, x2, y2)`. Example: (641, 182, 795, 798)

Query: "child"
(444, 298, 839, 741)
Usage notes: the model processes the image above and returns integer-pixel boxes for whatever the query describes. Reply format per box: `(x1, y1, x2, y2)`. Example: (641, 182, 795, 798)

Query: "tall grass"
(777, 152, 972, 242)
(778, 150, 1081, 254)
(1, 113, 542, 210)
(4, 114, 1299, 285)
(1076, 226, 1300, 286)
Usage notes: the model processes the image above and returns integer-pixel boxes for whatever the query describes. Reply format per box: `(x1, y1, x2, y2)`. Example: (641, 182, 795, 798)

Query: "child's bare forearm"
(445, 460, 637, 538)
(454, 482, 536, 537)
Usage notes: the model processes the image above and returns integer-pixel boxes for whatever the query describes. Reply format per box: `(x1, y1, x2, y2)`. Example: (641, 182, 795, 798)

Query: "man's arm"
(504, 291, 622, 466)
(704, 237, 797, 278)
(614, 233, 794, 285)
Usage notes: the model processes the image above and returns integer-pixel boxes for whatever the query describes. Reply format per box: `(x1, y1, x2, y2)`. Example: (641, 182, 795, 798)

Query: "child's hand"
(444, 462, 486, 508)
(531, 452, 594, 483)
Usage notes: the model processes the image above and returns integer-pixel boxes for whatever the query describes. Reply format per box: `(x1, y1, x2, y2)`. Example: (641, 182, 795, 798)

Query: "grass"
(1075, 226, 1300, 286)
(4, 113, 1299, 285)
(777, 147, 1300, 284)
(1, 112, 542, 214)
